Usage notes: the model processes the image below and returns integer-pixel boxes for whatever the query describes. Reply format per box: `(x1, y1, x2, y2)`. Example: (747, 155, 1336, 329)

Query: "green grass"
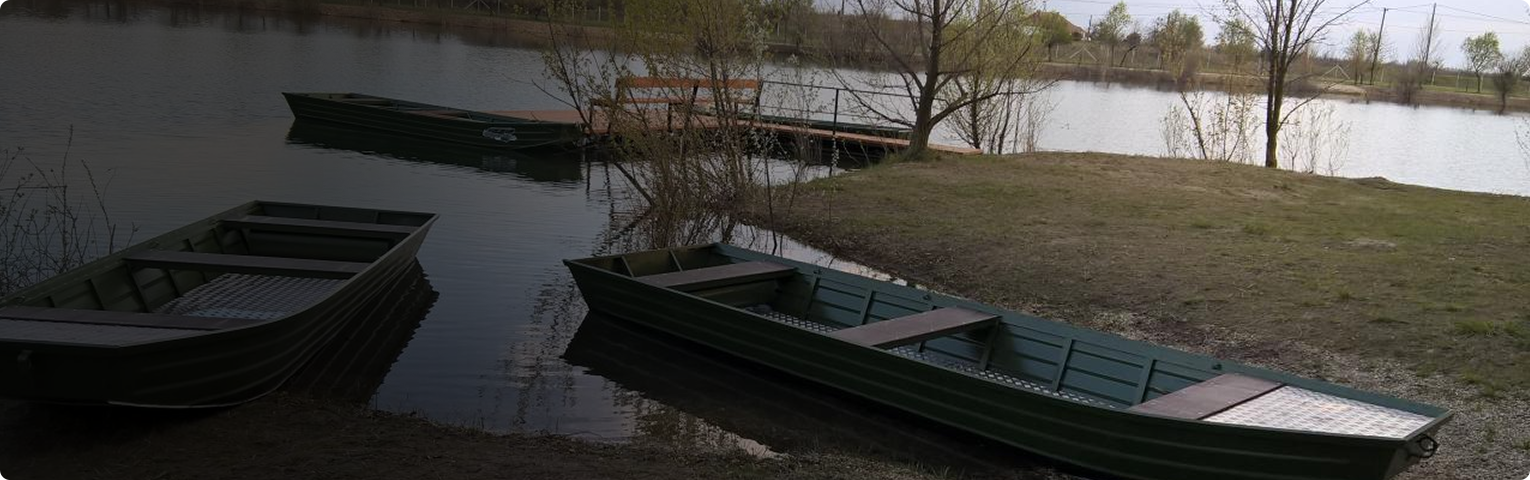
(764, 152, 1530, 390)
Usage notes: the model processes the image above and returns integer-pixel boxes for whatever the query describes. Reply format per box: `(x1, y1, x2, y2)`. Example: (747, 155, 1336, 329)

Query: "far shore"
(44, 0, 1530, 114)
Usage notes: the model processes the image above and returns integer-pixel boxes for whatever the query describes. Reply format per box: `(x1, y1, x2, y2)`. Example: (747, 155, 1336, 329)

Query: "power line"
(1436, 4, 1530, 26)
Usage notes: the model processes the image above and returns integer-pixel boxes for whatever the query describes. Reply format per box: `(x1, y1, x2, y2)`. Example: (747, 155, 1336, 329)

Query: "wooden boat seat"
(127, 251, 368, 279)
(1128, 373, 1283, 419)
(411, 110, 479, 121)
(829, 307, 999, 349)
(0, 306, 256, 331)
(639, 261, 794, 292)
(223, 215, 416, 240)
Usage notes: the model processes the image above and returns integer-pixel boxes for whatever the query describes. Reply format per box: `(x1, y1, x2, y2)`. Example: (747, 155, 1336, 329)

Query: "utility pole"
(1369, 8, 1387, 85)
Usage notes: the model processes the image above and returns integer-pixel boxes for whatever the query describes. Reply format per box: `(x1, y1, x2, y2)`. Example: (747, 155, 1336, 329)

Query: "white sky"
(1043, 0, 1530, 66)
(819, 0, 1530, 67)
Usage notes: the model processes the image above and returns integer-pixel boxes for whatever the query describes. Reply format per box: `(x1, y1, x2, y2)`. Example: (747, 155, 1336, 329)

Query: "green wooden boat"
(284, 261, 437, 404)
(283, 92, 584, 149)
(0, 201, 437, 408)
(565, 244, 1452, 480)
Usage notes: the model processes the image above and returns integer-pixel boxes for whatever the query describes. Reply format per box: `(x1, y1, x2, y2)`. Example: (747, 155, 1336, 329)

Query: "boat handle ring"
(1410, 434, 1439, 459)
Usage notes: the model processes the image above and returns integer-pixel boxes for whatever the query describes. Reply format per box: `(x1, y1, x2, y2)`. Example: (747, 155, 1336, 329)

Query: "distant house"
(1026, 11, 1088, 42)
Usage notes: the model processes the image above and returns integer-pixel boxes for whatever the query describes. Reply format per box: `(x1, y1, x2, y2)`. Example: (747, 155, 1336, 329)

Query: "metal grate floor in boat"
(156, 274, 345, 320)
(1205, 385, 1434, 439)
(753, 307, 1112, 408)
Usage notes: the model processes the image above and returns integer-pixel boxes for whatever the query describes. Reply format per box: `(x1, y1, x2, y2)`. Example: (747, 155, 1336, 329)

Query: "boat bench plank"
(223, 215, 416, 239)
(639, 261, 794, 292)
(0, 306, 254, 331)
(1128, 373, 1283, 419)
(127, 251, 367, 279)
(829, 307, 1000, 349)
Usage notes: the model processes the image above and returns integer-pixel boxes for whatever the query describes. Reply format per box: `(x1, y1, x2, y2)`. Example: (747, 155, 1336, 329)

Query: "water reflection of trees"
(284, 122, 585, 184)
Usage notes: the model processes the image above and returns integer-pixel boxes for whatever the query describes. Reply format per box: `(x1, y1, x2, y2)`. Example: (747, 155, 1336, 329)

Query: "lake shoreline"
(746, 151, 1530, 480)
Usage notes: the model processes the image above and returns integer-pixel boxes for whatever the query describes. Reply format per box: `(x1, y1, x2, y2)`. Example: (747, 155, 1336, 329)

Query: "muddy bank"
(0, 394, 1068, 480)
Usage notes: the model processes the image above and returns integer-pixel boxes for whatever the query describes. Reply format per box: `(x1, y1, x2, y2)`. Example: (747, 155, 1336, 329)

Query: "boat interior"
(572, 245, 1444, 441)
(0, 203, 433, 346)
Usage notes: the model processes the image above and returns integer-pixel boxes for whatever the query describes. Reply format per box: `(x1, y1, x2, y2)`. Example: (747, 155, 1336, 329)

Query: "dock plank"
(828, 307, 1000, 348)
(127, 251, 367, 279)
(1128, 373, 1283, 419)
(483, 109, 980, 155)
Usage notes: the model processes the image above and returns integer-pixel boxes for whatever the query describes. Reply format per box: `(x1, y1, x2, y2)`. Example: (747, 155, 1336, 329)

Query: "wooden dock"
(486, 109, 982, 156)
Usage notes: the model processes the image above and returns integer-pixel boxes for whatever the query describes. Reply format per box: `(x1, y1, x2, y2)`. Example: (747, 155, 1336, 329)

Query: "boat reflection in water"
(286, 262, 438, 404)
(284, 121, 585, 184)
(563, 312, 1047, 476)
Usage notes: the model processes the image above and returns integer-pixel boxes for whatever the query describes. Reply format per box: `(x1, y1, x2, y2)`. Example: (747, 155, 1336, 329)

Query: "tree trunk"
(1264, 63, 1284, 169)
(906, 0, 942, 160)
(909, 123, 933, 155)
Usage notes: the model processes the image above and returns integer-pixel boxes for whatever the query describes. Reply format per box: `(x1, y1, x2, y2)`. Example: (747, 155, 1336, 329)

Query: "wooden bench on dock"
(639, 261, 795, 292)
(1128, 373, 1284, 419)
(829, 307, 1000, 349)
(126, 251, 369, 279)
(599, 77, 762, 109)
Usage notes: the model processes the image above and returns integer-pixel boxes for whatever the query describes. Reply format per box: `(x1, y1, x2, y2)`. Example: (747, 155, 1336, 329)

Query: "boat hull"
(283, 92, 583, 150)
(0, 201, 436, 408)
(565, 244, 1448, 480)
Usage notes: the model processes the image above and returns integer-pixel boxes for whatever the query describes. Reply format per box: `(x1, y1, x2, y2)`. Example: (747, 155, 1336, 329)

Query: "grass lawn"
(762, 152, 1530, 394)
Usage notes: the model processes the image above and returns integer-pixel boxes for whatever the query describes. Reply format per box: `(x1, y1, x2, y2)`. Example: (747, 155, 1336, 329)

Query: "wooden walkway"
(487, 109, 982, 156)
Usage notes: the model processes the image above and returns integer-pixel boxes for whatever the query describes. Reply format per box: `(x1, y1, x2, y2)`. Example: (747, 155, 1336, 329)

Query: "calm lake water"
(0, 0, 1524, 472)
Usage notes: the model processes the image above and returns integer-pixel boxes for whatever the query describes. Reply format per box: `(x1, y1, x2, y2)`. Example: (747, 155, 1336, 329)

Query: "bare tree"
(1224, 0, 1365, 169)
(1344, 29, 1378, 85)
(1414, 12, 1444, 82)
(1395, 17, 1444, 105)
(1149, 10, 1203, 69)
(1215, 18, 1257, 70)
(836, 0, 1044, 158)
(1092, 1, 1131, 66)
(1492, 46, 1530, 114)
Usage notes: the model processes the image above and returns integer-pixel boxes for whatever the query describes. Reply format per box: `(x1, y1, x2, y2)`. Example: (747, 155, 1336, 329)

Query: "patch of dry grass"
(752, 152, 1530, 480)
